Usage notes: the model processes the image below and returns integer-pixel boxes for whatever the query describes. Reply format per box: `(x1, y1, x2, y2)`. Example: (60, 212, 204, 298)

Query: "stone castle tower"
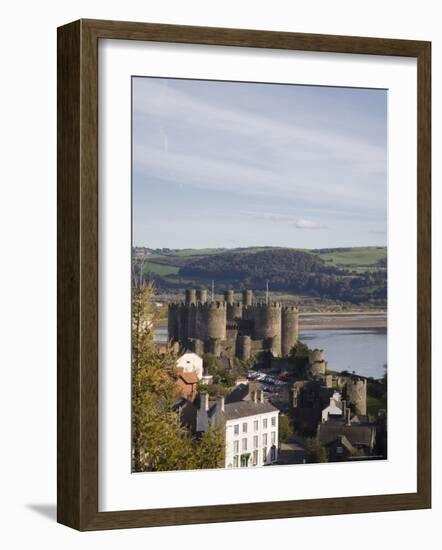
(168, 288, 299, 360)
(345, 378, 367, 416)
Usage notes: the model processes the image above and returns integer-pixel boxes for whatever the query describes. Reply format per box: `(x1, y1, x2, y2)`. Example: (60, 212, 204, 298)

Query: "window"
(271, 432, 276, 444)
(233, 440, 239, 454)
(270, 445, 276, 462)
(252, 450, 258, 466)
(242, 422, 248, 433)
(271, 416, 276, 427)
(262, 447, 267, 463)
(234, 424, 239, 435)
(253, 435, 258, 449)
(242, 438, 248, 451)
(233, 455, 239, 468)
(263, 433, 268, 446)
(240, 454, 249, 467)
(263, 418, 268, 429)
(254, 420, 259, 431)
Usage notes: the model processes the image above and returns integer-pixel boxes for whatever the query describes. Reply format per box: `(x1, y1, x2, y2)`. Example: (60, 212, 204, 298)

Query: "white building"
(176, 351, 203, 380)
(197, 388, 279, 468)
(321, 391, 343, 423)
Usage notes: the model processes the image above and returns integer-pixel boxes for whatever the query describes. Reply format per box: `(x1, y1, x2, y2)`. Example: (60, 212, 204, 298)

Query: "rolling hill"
(133, 246, 387, 308)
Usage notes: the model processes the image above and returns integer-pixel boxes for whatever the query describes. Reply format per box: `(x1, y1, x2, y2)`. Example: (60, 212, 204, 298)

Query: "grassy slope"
(143, 247, 285, 276)
(311, 247, 387, 267)
(143, 246, 386, 277)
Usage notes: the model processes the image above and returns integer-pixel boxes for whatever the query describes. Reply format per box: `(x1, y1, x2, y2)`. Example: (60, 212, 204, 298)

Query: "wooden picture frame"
(57, 19, 431, 531)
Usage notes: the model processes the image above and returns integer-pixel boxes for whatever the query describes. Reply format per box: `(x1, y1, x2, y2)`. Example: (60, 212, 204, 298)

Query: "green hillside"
(133, 246, 387, 308)
(311, 247, 387, 267)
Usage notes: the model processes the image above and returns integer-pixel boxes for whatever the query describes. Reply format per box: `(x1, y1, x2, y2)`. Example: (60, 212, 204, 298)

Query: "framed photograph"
(57, 19, 431, 530)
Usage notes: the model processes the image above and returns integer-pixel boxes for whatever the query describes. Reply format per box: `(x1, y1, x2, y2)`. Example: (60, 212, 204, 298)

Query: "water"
(300, 328, 387, 379)
(156, 325, 387, 379)
(155, 327, 168, 344)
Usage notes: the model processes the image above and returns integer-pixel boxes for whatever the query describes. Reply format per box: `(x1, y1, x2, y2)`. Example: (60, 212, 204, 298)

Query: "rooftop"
(318, 422, 375, 448)
(209, 399, 278, 421)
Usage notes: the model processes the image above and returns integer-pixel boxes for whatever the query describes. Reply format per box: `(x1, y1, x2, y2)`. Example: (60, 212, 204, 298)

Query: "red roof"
(179, 371, 199, 385)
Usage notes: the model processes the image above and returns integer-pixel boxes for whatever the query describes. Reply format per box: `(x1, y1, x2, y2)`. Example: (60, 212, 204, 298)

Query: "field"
(311, 247, 387, 267)
(134, 246, 387, 310)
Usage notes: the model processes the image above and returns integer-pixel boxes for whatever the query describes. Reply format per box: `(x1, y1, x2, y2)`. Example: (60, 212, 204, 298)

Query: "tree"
(289, 341, 310, 358)
(203, 353, 236, 387)
(288, 340, 311, 370)
(132, 282, 224, 472)
(304, 438, 328, 463)
(278, 415, 294, 444)
(197, 383, 229, 398)
(193, 428, 225, 469)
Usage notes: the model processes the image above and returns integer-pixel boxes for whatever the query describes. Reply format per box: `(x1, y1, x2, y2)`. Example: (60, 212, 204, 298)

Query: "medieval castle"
(168, 289, 299, 360)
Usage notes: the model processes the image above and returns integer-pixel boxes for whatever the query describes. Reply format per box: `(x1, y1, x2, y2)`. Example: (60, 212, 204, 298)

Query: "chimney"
(258, 389, 264, 403)
(346, 407, 351, 426)
(251, 390, 258, 403)
(216, 395, 225, 413)
(200, 392, 209, 412)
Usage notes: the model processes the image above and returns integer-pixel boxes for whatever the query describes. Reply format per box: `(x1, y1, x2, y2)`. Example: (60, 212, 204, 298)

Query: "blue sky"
(132, 77, 387, 249)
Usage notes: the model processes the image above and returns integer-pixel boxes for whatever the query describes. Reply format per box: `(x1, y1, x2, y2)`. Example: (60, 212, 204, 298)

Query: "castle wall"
(206, 302, 227, 340)
(242, 290, 253, 306)
(224, 290, 234, 305)
(188, 304, 197, 340)
(194, 304, 208, 341)
(346, 378, 367, 415)
(168, 289, 296, 360)
(225, 324, 239, 357)
(238, 335, 251, 361)
(231, 301, 243, 320)
(196, 289, 208, 303)
(281, 306, 299, 356)
(309, 348, 327, 377)
(185, 289, 196, 305)
(207, 338, 222, 356)
(251, 303, 282, 356)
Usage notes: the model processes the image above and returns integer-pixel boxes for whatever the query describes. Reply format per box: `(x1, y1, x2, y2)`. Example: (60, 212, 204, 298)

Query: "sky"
(132, 77, 387, 249)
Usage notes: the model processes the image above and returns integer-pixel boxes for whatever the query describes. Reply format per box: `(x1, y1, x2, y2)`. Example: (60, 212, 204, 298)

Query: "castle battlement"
(168, 288, 299, 360)
(253, 302, 282, 309)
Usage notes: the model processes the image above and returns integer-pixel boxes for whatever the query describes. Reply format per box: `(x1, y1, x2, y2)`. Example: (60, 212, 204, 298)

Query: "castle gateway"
(168, 289, 299, 359)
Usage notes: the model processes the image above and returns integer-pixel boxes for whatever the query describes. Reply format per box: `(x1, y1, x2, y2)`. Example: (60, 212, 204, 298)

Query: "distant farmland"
(134, 246, 387, 310)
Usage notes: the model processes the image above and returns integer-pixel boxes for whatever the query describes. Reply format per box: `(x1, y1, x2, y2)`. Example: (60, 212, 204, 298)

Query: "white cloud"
(132, 77, 387, 247)
(134, 79, 386, 173)
(294, 219, 324, 230)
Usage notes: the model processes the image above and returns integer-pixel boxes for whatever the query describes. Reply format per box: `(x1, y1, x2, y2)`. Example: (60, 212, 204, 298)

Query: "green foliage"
(311, 247, 387, 267)
(289, 341, 310, 358)
(181, 248, 326, 280)
(132, 283, 224, 472)
(367, 374, 387, 419)
(304, 438, 328, 463)
(193, 428, 225, 469)
(197, 383, 229, 398)
(288, 340, 311, 370)
(203, 353, 236, 387)
(278, 415, 294, 444)
(133, 246, 387, 307)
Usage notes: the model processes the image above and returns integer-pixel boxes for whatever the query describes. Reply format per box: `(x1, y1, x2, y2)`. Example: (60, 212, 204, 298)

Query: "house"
(317, 400, 376, 460)
(197, 387, 280, 468)
(326, 435, 357, 461)
(175, 369, 199, 400)
(321, 391, 343, 423)
(176, 351, 203, 380)
(278, 436, 306, 465)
